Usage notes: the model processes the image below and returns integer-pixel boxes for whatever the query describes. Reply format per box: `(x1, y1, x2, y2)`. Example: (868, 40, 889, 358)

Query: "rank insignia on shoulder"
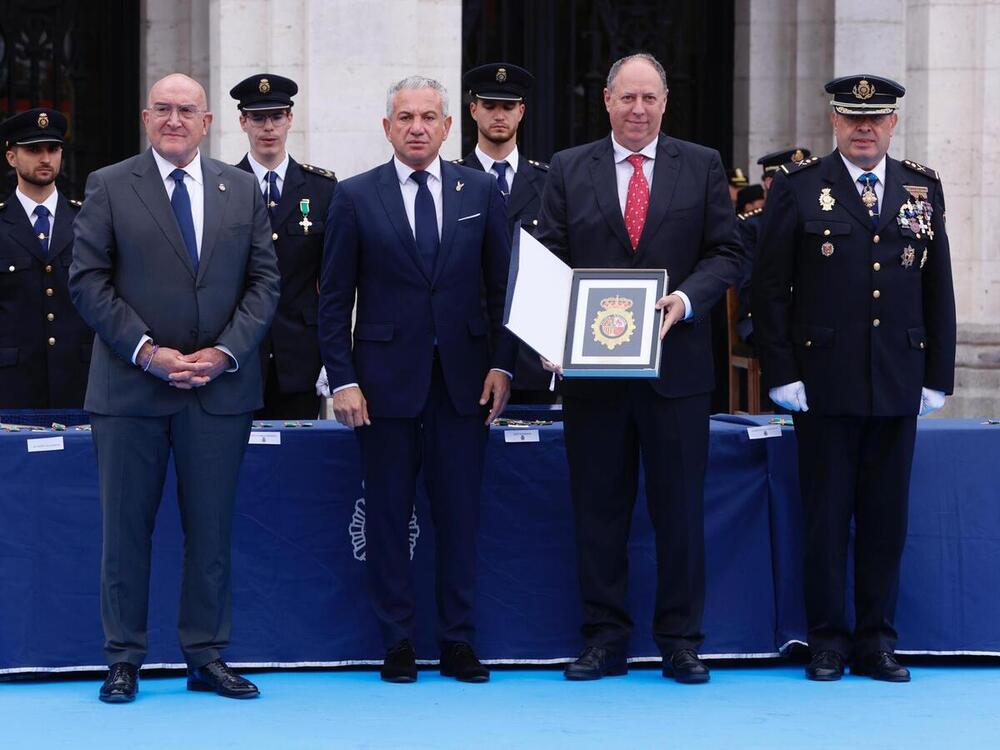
(452, 157, 465, 164)
(780, 156, 820, 175)
(300, 163, 336, 180)
(68, 198, 83, 207)
(737, 206, 763, 221)
(902, 159, 939, 181)
(527, 159, 550, 170)
(0, 202, 5, 209)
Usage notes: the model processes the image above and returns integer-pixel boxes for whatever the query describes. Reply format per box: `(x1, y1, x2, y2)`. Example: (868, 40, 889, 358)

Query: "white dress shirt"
(474, 144, 519, 192)
(839, 152, 886, 206)
(246, 151, 289, 198)
(393, 155, 444, 239)
(151, 146, 205, 255)
(609, 134, 692, 319)
(15, 187, 60, 245)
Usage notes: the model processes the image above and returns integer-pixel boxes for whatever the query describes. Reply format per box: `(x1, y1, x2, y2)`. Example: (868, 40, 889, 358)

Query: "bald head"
(142, 73, 212, 167)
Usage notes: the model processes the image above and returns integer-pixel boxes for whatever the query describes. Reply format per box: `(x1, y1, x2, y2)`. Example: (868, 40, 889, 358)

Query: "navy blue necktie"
(266, 170, 281, 217)
(169, 168, 199, 272)
(858, 172, 879, 228)
(410, 170, 439, 276)
(33, 205, 51, 255)
(492, 160, 510, 204)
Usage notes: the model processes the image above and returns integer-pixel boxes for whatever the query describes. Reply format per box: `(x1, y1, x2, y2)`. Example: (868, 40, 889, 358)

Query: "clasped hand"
(141, 343, 229, 389)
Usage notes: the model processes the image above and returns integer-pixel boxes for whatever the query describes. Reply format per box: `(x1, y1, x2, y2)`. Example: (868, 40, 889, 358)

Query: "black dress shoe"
(440, 641, 490, 683)
(563, 646, 628, 681)
(662, 649, 710, 684)
(99, 662, 138, 703)
(187, 659, 260, 698)
(851, 651, 911, 682)
(806, 650, 845, 681)
(381, 640, 418, 683)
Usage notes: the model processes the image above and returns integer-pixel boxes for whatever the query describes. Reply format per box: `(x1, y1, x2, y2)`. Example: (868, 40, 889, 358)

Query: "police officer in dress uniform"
(456, 62, 554, 404)
(735, 147, 811, 343)
(752, 75, 956, 682)
(727, 166, 749, 207)
(0, 108, 92, 409)
(230, 73, 337, 418)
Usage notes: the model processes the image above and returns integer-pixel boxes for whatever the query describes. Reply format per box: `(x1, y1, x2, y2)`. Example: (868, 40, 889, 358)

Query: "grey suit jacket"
(69, 149, 280, 416)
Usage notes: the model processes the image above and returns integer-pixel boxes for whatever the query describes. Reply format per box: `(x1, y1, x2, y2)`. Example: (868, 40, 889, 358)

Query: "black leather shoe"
(563, 646, 628, 681)
(662, 649, 710, 684)
(851, 651, 910, 682)
(806, 650, 845, 681)
(440, 641, 490, 683)
(99, 662, 138, 703)
(187, 659, 260, 698)
(381, 640, 417, 683)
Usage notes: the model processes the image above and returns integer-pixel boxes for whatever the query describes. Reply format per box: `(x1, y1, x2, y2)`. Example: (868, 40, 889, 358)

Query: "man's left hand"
(479, 370, 511, 425)
(170, 348, 230, 388)
(655, 293, 687, 339)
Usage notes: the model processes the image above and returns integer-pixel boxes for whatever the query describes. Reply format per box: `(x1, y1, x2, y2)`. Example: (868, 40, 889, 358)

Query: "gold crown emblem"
(259, 78, 271, 94)
(496, 67, 507, 83)
(792, 149, 804, 161)
(600, 295, 633, 311)
(852, 79, 876, 100)
(37, 112, 49, 129)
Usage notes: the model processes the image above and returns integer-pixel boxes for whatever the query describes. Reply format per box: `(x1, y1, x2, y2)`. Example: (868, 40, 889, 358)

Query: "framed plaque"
(561, 269, 667, 378)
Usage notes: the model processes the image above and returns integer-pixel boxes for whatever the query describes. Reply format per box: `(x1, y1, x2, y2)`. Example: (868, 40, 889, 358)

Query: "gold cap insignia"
(792, 149, 804, 162)
(496, 67, 507, 83)
(259, 78, 271, 94)
(38, 112, 49, 129)
(853, 79, 876, 100)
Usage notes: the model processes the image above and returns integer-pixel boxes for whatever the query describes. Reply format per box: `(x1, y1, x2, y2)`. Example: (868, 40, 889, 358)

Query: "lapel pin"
(218, 183, 226, 192)
(456, 180, 464, 192)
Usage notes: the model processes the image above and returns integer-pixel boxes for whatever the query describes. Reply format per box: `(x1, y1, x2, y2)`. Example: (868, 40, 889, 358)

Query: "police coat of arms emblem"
(591, 295, 636, 351)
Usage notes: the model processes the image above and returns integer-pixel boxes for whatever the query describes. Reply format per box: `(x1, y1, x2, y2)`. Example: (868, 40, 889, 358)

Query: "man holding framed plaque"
(535, 53, 744, 683)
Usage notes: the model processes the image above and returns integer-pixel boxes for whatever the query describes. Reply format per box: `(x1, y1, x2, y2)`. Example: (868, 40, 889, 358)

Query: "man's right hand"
(332, 385, 371, 428)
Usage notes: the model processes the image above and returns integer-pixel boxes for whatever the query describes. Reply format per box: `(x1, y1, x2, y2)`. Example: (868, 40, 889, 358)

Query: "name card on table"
(27, 436, 65, 453)
(504, 429, 540, 444)
(248, 431, 282, 445)
(746, 425, 782, 440)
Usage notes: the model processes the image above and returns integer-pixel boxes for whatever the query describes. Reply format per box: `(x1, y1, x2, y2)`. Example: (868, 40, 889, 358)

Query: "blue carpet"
(2, 666, 998, 749)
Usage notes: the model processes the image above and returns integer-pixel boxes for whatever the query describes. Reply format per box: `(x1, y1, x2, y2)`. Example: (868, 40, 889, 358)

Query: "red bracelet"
(143, 344, 159, 373)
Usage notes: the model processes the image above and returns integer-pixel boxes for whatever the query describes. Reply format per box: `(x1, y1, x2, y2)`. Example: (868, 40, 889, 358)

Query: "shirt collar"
(15, 186, 59, 221)
(475, 144, 519, 175)
(393, 155, 442, 185)
(839, 151, 887, 186)
(151, 147, 204, 186)
(246, 151, 289, 185)
(611, 134, 658, 164)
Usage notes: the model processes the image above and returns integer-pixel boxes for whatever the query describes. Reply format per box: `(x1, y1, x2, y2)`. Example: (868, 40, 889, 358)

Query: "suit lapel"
(634, 135, 679, 258)
(824, 151, 874, 232)
(375, 159, 428, 282)
(272, 157, 306, 230)
(590, 137, 633, 255)
(506, 159, 540, 219)
(876, 157, 909, 235)
(1, 201, 50, 263)
(197, 155, 227, 281)
(48, 193, 75, 259)
(434, 159, 465, 283)
(131, 149, 196, 277)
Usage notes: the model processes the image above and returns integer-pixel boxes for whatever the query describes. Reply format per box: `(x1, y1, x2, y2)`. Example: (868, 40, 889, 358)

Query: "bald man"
(70, 73, 280, 703)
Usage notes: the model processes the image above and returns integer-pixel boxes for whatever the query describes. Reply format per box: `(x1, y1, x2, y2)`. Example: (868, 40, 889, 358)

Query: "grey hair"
(606, 53, 669, 94)
(385, 76, 450, 118)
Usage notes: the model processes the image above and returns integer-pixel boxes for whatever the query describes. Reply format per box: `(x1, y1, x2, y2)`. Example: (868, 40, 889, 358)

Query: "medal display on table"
(298, 198, 312, 234)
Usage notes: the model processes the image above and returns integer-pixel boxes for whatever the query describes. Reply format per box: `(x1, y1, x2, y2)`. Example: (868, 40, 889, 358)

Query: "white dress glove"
(769, 381, 809, 412)
(315, 366, 331, 397)
(918, 387, 946, 417)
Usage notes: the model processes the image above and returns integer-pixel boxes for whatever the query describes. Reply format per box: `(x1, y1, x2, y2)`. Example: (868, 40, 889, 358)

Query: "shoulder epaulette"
(526, 158, 549, 171)
(737, 206, 763, 221)
(452, 157, 465, 165)
(0, 202, 5, 209)
(300, 163, 336, 180)
(902, 159, 939, 181)
(68, 198, 83, 208)
(779, 156, 821, 176)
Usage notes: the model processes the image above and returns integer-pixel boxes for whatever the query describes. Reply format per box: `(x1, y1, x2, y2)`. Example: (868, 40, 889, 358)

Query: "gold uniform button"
(272, 232, 278, 241)
(45, 264, 53, 273)
(873, 262, 881, 271)
(873, 235, 880, 243)
(7, 265, 14, 272)
(823, 229, 831, 237)
(873, 318, 881, 327)
(48, 337, 56, 346)
(873, 290, 881, 299)
(47, 313, 55, 322)
(45, 288, 54, 296)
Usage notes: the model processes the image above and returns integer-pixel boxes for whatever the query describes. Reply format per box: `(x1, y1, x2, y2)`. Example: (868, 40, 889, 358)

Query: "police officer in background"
(230, 73, 337, 418)
(727, 166, 749, 208)
(0, 108, 92, 409)
(752, 75, 956, 682)
(457, 62, 554, 404)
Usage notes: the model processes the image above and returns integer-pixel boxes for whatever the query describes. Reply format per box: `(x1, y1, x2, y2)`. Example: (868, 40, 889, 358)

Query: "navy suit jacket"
(535, 133, 745, 399)
(319, 157, 515, 418)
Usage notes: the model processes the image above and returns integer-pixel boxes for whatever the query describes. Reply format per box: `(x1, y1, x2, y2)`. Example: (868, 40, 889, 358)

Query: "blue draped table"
(1, 415, 997, 674)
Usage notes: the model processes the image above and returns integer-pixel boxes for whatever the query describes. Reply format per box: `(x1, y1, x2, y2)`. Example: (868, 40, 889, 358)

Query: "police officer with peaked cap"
(456, 62, 554, 404)
(752, 74, 956, 682)
(0, 107, 93, 409)
(230, 73, 337, 418)
(727, 167, 749, 207)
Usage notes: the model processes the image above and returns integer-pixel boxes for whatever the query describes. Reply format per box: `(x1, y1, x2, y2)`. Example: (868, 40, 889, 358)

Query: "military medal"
(298, 198, 312, 234)
(920, 249, 928, 269)
(861, 185, 878, 209)
(901, 245, 916, 268)
(590, 295, 636, 351)
(819, 188, 835, 212)
(898, 194, 933, 240)
(821, 241, 834, 257)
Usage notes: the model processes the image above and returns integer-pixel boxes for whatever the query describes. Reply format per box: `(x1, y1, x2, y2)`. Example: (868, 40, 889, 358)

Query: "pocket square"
(458, 213, 481, 222)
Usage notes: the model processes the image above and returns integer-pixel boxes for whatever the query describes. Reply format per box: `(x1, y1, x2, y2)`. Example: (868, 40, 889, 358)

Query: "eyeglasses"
(148, 103, 205, 120)
(245, 111, 289, 126)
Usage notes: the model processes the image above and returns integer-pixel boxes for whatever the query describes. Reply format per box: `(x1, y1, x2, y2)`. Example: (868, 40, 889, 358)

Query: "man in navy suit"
(319, 75, 514, 684)
(536, 53, 744, 683)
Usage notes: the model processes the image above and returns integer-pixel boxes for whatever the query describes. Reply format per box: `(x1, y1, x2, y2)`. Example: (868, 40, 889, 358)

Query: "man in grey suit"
(69, 74, 280, 703)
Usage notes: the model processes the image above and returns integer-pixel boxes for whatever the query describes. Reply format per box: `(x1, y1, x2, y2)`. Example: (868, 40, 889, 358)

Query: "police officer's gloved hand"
(315, 366, 331, 397)
(769, 381, 809, 412)
(918, 387, 946, 417)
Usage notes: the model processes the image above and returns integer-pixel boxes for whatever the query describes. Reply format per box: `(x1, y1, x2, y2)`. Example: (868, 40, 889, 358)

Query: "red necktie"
(624, 154, 649, 251)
